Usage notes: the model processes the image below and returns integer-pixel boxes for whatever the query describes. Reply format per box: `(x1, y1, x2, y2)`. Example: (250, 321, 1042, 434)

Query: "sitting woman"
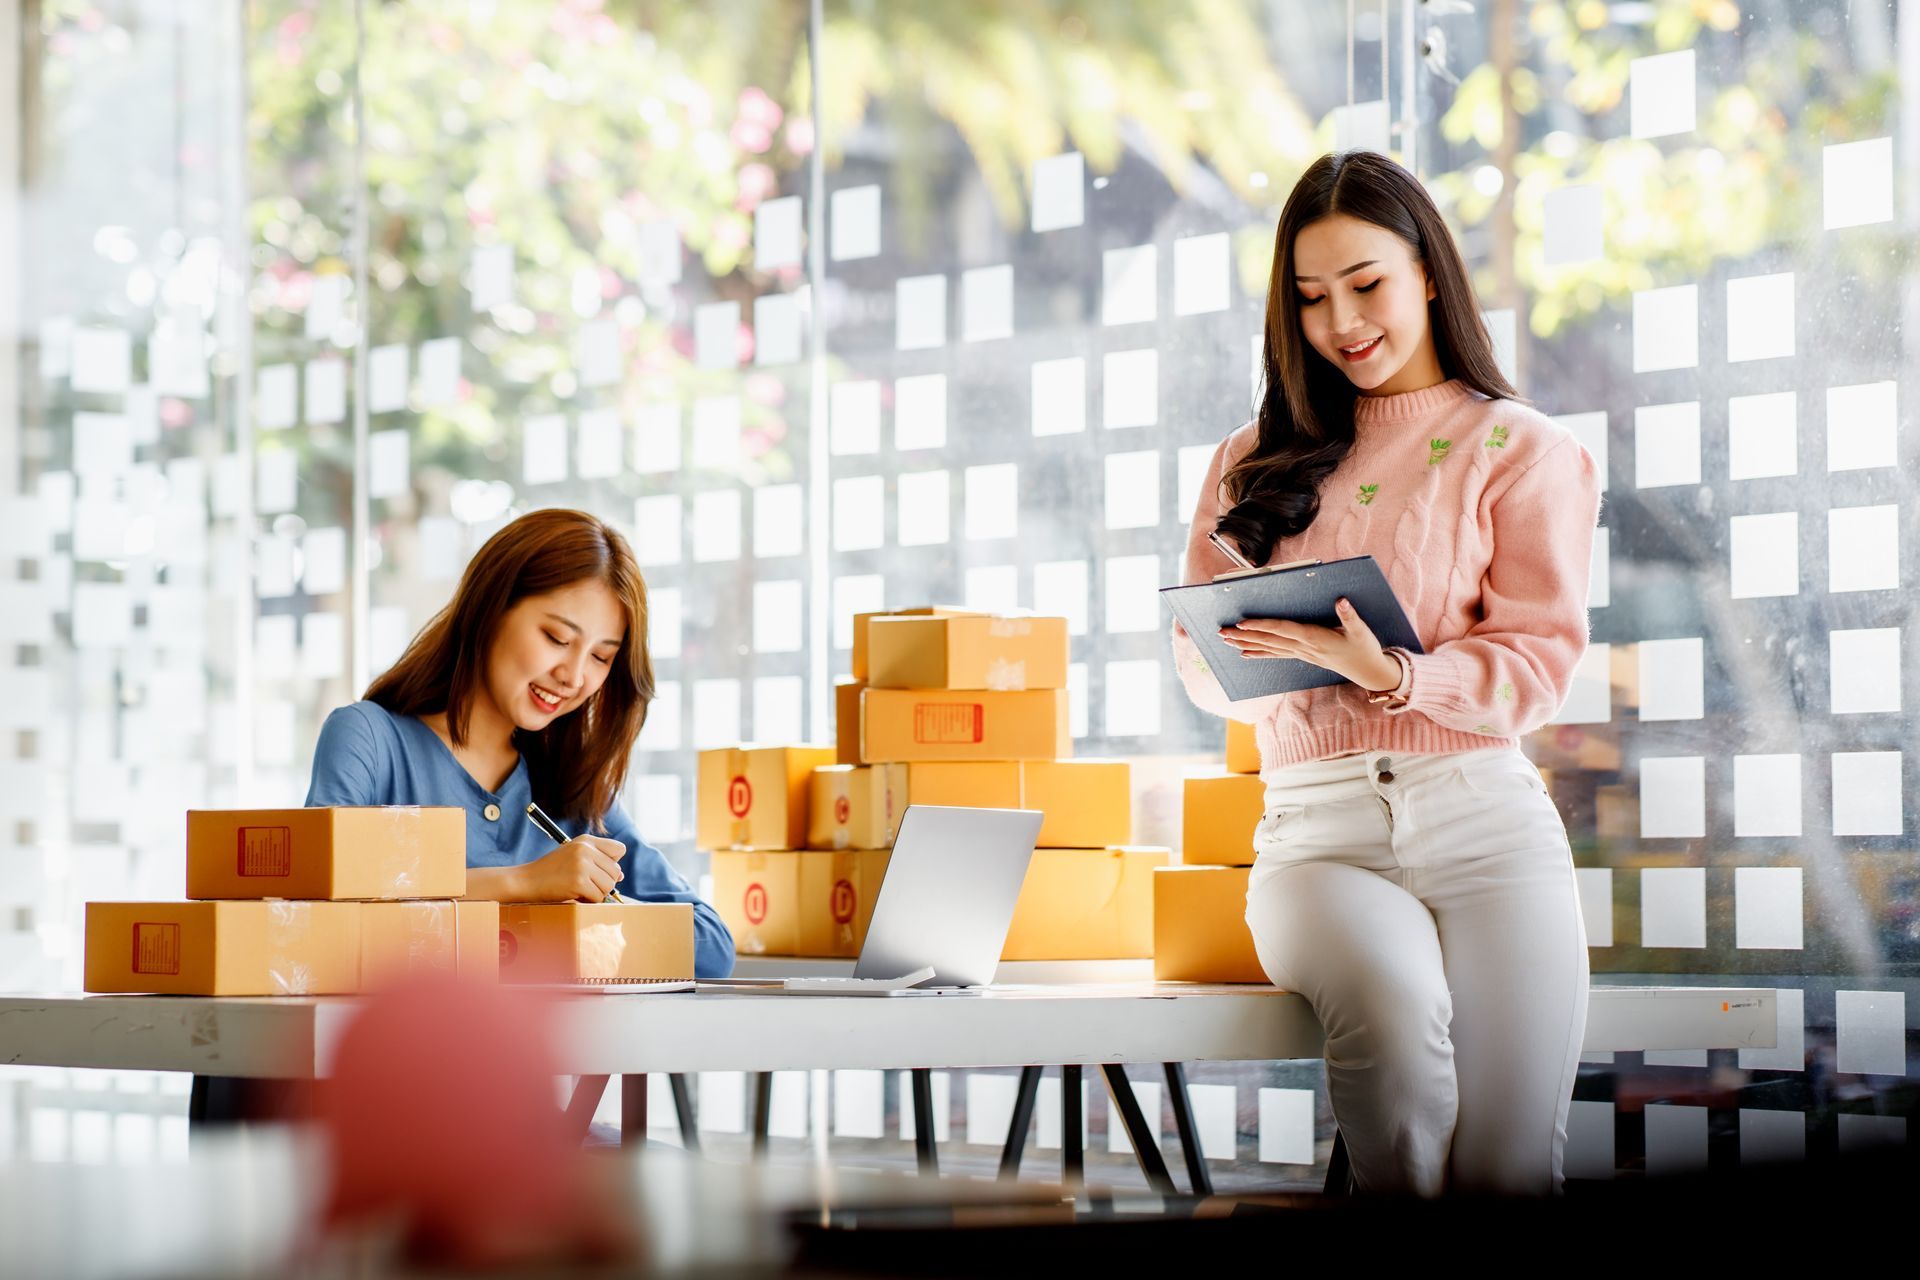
(306, 506, 733, 977)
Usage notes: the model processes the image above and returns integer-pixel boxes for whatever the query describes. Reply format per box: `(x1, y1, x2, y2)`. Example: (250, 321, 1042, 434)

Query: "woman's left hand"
(1219, 598, 1402, 692)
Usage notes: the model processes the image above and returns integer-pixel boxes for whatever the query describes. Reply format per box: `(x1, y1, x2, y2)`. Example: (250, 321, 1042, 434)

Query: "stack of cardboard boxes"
(85, 806, 695, 993)
(1153, 720, 1268, 983)
(706, 608, 1170, 962)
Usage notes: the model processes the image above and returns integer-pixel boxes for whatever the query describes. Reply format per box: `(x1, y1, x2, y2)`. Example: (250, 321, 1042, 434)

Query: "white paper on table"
(1823, 136, 1893, 230)
(519, 414, 568, 486)
(753, 484, 803, 559)
(1102, 245, 1157, 326)
(754, 291, 804, 366)
(639, 220, 682, 286)
(1825, 381, 1897, 472)
(1631, 285, 1698, 373)
(1727, 391, 1796, 480)
(71, 413, 133, 478)
(829, 185, 880, 261)
(367, 343, 409, 413)
(575, 318, 622, 388)
(1542, 184, 1604, 266)
(301, 611, 346, 680)
(1104, 554, 1161, 633)
(1104, 451, 1160, 530)
(304, 358, 348, 425)
(695, 301, 740, 370)
(690, 396, 741, 470)
(1103, 349, 1158, 428)
(893, 374, 947, 451)
(71, 326, 132, 393)
(830, 380, 882, 456)
(963, 463, 1018, 541)
(1031, 152, 1085, 232)
(470, 244, 514, 311)
(895, 275, 947, 350)
(1634, 400, 1701, 489)
(633, 402, 682, 474)
(962, 265, 1014, 342)
(1030, 357, 1086, 436)
(255, 450, 298, 515)
(896, 470, 951, 547)
(1032, 560, 1089, 636)
(416, 337, 461, 405)
(301, 526, 348, 595)
(691, 489, 742, 562)
(754, 195, 803, 271)
(1173, 233, 1231, 316)
(1629, 49, 1696, 139)
(368, 428, 411, 499)
(1827, 504, 1899, 593)
(832, 475, 885, 552)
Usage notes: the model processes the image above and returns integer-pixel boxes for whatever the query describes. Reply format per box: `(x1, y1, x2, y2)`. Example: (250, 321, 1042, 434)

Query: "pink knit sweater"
(1172, 379, 1602, 771)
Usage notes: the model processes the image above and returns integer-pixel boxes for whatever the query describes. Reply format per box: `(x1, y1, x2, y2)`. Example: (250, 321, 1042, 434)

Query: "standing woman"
(307, 507, 733, 977)
(1173, 151, 1600, 1195)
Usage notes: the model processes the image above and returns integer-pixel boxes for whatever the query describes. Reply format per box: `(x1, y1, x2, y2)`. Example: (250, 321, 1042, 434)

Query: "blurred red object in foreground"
(321, 977, 633, 1267)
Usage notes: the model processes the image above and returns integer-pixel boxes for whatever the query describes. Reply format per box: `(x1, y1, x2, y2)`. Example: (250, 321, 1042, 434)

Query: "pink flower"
(784, 117, 815, 156)
(736, 87, 784, 129)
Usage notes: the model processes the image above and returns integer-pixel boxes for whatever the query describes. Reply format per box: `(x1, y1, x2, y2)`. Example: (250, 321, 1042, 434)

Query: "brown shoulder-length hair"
(1214, 150, 1519, 564)
(365, 508, 652, 832)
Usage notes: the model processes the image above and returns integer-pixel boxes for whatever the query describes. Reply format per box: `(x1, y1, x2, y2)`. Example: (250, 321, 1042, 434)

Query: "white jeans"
(1244, 746, 1588, 1197)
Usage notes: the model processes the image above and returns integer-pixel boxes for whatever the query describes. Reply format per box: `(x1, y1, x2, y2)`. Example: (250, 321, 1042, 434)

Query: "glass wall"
(4, 0, 1912, 1178)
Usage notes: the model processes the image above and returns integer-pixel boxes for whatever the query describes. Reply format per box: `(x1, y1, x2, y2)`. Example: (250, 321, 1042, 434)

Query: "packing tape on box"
(987, 617, 1034, 638)
(984, 658, 1029, 691)
(386, 805, 424, 896)
(266, 900, 314, 996)
(726, 748, 752, 848)
(578, 921, 626, 980)
(823, 770, 853, 850)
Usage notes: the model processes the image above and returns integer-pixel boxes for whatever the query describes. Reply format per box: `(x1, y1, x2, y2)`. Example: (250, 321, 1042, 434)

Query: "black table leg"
(1163, 1063, 1212, 1196)
(669, 1073, 701, 1152)
(1062, 1065, 1084, 1187)
(911, 1068, 939, 1175)
(751, 1071, 774, 1155)
(565, 1074, 611, 1144)
(186, 1075, 310, 1143)
(1102, 1065, 1176, 1195)
(621, 1074, 648, 1149)
(997, 1065, 1043, 1181)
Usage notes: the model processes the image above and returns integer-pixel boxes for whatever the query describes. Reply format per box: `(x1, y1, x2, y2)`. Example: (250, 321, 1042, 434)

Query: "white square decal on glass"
(1646, 1105, 1708, 1177)
(1542, 184, 1603, 266)
(368, 429, 410, 499)
(1103, 555, 1161, 633)
(753, 483, 804, 559)
(1634, 400, 1701, 488)
(632, 495, 682, 567)
(576, 408, 623, 480)
(304, 359, 347, 425)
(1589, 527, 1611, 608)
(1173, 232, 1230, 315)
(894, 374, 947, 451)
(71, 412, 132, 478)
(1827, 504, 1899, 593)
(691, 489, 742, 563)
(1553, 411, 1607, 491)
(962, 264, 1014, 342)
(1834, 990, 1906, 1075)
(522, 414, 568, 486)
(896, 470, 951, 547)
(1566, 1101, 1615, 1179)
(898, 1071, 953, 1144)
(964, 464, 1018, 540)
(694, 301, 739, 370)
(368, 343, 408, 413)
(1839, 1114, 1907, 1154)
(753, 195, 802, 272)
(1735, 867, 1803, 950)
(256, 364, 297, 430)
(1331, 98, 1391, 152)
(896, 274, 947, 350)
(830, 185, 881, 261)
(754, 679, 804, 744)
(1104, 660, 1161, 737)
(1031, 151, 1085, 232)
(1640, 867, 1706, 948)
(965, 1074, 1018, 1147)
(1484, 309, 1516, 383)
(575, 318, 621, 387)
(1630, 49, 1695, 139)
(832, 475, 885, 552)
(1632, 286, 1698, 372)
(1108, 1080, 1163, 1155)
(1102, 245, 1158, 327)
(754, 291, 804, 366)
(1187, 1084, 1238, 1162)
(1734, 754, 1802, 838)
(1068, 662, 1089, 739)
(639, 220, 682, 286)
(832, 1069, 884, 1139)
(691, 681, 742, 751)
(1738, 989, 1806, 1072)
(650, 592, 683, 661)
(1637, 636, 1703, 721)
(1104, 451, 1160, 530)
(1830, 628, 1901, 715)
(696, 1072, 747, 1135)
(1823, 136, 1893, 230)
(1177, 444, 1215, 524)
(71, 326, 131, 393)
(752, 581, 803, 654)
(1826, 380, 1897, 472)
(1033, 560, 1089, 635)
(1729, 511, 1798, 599)
(1831, 751, 1903, 836)
(634, 402, 682, 474)
(1256, 1088, 1314, 1165)
(830, 380, 882, 456)
(1103, 349, 1158, 429)
(1639, 756, 1705, 839)
(832, 575, 884, 650)
(416, 337, 460, 406)
(470, 243, 514, 311)
(1726, 272, 1794, 362)
(690, 396, 741, 470)
(1031, 357, 1086, 436)
(1551, 642, 1611, 725)
(301, 527, 347, 595)
(1575, 867, 1613, 947)
(1727, 391, 1797, 480)
(964, 565, 1020, 614)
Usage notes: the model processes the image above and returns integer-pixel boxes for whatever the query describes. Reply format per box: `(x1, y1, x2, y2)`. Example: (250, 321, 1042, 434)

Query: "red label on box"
(498, 929, 518, 966)
(728, 775, 753, 818)
(744, 882, 768, 925)
(131, 922, 181, 975)
(834, 796, 851, 825)
(913, 703, 984, 744)
(236, 826, 292, 877)
(831, 879, 856, 924)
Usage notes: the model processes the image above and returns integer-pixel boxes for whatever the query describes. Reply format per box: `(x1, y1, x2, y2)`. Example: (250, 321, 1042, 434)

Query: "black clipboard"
(1160, 554, 1423, 701)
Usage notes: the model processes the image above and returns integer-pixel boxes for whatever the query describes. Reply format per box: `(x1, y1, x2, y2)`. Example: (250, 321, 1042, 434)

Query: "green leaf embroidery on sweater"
(1496, 682, 1516, 702)
(1191, 654, 1209, 675)
(1427, 438, 1452, 466)
(1487, 424, 1510, 448)
(1356, 483, 1379, 506)
(1474, 723, 1494, 734)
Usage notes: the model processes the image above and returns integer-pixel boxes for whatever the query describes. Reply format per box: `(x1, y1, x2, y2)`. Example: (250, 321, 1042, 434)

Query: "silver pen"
(1207, 528, 1257, 571)
(524, 801, 625, 904)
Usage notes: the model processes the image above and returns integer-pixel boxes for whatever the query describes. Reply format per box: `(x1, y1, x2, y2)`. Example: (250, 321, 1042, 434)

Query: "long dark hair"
(1215, 151, 1518, 563)
(364, 508, 653, 832)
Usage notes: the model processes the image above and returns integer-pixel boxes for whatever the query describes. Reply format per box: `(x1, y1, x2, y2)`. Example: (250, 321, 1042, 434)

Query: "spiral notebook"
(1159, 554, 1423, 701)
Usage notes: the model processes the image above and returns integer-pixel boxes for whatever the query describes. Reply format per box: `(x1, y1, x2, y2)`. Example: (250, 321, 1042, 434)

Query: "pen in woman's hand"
(524, 801, 622, 904)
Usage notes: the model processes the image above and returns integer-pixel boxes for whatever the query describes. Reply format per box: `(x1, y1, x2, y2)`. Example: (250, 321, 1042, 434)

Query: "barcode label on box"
(236, 826, 292, 877)
(132, 923, 181, 975)
(913, 703, 985, 744)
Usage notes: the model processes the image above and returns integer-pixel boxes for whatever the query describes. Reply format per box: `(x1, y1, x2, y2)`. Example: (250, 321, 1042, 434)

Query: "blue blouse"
(304, 700, 734, 978)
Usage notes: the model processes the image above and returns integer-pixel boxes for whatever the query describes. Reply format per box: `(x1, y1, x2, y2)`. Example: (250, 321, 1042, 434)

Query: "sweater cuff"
(1397, 649, 1468, 720)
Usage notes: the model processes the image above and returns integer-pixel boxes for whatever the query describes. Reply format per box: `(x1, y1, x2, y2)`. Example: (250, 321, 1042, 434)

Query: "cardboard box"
(1181, 773, 1266, 866)
(798, 849, 891, 957)
(185, 807, 466, 901)
(809, 765, 909, 850)
(1152, 866, 1267, 983)
(696, 745, 835, 851)
(851, 605, 980, 682)
(835, 680, 864, 766)
(1226, 721, 1260, 774)
(85, 900, 365, 995)
(358, 900, 501, 987)
(1000, 847, 1170, 961)
(710, 850, 801, 956)
(1023, 759, 1132, 848)
(857, 688, 1070, 763)
(867, 615, 1069, 692)
(496, 902, 694, 983)
(903, 761, 1024, 810)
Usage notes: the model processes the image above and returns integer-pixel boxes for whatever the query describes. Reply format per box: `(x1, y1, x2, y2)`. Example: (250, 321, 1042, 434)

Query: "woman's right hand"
(518, 835, 626, 903)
